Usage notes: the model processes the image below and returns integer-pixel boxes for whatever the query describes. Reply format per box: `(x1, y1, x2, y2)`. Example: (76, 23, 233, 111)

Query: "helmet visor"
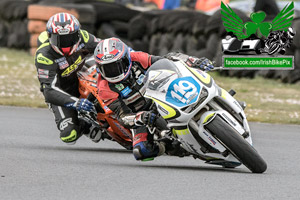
(49, 31, 80, 48)
(97, 60, 125, 78)
(97, 55, 130, 78)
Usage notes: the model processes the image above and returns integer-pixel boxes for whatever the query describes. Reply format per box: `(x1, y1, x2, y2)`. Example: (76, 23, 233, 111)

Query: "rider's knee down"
(60, 129, 78, 144)
(58, 118, 80, 144)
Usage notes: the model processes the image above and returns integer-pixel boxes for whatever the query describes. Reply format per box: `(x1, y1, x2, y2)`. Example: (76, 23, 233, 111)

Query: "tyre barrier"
(0, 20, 8, 47)
(0, 0, 30, 21)
(30, 33, 39, 48)
(27, 4, 79, 21)
(0, 0, 30, 49)
(37, 3, 96, 25)
(27, 4, 77, 55)
(1, 0, 299, 84)
(28, 20, 47, 34)
(30, 47, 38, 56)
(91, 2, 140, 24)
(293, 19, 300, 49)
(26, 3, 98, 56)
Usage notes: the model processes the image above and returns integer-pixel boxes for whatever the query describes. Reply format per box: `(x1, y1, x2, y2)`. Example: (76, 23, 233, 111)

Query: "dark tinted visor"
(49, 31, 79, 48)
(97, 60, 125, 78)
(97, 55, 130, 78)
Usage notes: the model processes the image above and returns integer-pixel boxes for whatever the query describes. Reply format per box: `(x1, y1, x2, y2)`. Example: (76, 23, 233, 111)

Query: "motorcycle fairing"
(143, 59, 251, 162)
(165, 76, 201, 108)
(151, 97, 181, 120)
(185, 66, 213, 88)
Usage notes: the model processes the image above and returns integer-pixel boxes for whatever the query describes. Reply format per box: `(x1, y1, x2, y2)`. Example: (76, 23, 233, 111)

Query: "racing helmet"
(94, 38, 132, 83)
(287, 27, 295, 38)
(46, 13, 81, 56)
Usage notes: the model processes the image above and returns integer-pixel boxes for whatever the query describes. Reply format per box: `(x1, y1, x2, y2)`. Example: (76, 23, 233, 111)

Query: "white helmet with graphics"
(94, 38, 132, 83)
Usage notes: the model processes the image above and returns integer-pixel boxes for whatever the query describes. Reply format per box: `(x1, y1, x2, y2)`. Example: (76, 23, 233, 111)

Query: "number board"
(166, 76, 201, 108)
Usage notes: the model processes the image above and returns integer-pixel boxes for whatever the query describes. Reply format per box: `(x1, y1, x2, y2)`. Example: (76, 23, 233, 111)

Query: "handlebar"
(205, 66, 223, 72)
(78, 110, 101, 129)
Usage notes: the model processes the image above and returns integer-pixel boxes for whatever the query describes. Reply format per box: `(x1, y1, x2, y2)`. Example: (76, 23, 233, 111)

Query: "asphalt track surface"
(1, 106, 300, 200)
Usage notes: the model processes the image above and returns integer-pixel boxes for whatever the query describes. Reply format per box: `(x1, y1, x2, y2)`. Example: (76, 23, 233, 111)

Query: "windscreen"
(143, 59, 182, 92)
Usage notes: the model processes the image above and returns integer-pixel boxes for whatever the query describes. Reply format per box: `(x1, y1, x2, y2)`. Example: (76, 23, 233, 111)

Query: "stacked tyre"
(127, 10, 211, 55)
(0, 0, 31, 49)
(92, 2, 140, 46)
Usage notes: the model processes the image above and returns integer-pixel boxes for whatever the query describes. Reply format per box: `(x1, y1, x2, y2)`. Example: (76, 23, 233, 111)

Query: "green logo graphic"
(221, 1, 294, 39)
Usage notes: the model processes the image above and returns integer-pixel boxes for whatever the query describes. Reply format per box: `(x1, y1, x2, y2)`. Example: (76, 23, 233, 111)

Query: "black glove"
(134, 111, 157, 127)
(186, 57, 214, 71)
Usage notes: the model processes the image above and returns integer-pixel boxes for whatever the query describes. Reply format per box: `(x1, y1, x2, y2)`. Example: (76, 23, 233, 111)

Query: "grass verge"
(0, 48, 45, 107)
(213, 73, 300, 124)
(0, 48, 299, 124)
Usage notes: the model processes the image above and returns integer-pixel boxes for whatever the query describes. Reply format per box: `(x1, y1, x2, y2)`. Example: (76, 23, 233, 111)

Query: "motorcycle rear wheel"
(206, 115, 267, 173)
(268, 43, 280, 55)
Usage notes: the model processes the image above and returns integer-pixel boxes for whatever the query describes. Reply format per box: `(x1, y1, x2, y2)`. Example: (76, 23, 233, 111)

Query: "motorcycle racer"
(94, 37, 214, 161)
(34, 13, 102, 144)
(264, 27, 295, 55)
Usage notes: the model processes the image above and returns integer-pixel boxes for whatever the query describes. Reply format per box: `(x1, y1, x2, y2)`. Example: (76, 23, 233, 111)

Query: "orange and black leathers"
(35, 30, 99, 106)
(97, 51, 162, 127)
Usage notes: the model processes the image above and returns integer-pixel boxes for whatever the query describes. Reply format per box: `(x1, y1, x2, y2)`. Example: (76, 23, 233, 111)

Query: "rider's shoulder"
(79, 29, 92, 43)
(34, 43, 56, 66)
(80, 29, 99, 46)
(35, 42, 52, 57)
(37, 31, 49, 46)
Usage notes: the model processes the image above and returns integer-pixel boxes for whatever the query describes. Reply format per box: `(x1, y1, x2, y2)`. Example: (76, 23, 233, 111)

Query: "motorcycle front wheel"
(206, 115, 267, 173)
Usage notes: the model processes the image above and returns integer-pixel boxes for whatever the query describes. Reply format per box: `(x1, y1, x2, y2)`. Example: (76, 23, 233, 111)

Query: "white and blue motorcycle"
(143, 59, 267, 173)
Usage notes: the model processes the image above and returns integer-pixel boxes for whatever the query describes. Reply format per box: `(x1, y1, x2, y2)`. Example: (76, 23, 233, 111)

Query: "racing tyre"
(255, 49, 262, 54)
(279, 48, 286, 55)
(268, 43, 280, 55)
(206, 115, 267, 173)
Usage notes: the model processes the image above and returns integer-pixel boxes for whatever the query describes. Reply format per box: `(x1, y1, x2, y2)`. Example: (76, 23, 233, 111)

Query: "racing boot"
(79, 118, 103, 143)
(132, 131, 165, 161)
(85, 126, 103, 143)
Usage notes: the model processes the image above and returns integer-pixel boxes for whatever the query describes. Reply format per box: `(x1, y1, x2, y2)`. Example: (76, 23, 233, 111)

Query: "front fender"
(200, 110, 252, 146)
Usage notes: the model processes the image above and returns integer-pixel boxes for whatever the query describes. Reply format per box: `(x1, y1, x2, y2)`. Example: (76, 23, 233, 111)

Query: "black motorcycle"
(264, 27, 295, 55)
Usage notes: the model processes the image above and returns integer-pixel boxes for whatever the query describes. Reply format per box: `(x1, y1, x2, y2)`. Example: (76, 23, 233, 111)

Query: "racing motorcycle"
(264, 27, 295, 55)
(77, 57, 267, 173)
(142, 58, 267, 173)
(77, 61, 133, 150)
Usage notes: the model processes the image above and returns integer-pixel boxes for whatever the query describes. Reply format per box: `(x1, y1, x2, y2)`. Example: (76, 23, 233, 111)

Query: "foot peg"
(155, 141, 166, 156)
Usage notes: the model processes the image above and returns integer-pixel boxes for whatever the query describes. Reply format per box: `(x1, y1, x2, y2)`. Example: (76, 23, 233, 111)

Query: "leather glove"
(134, 111, 157, 127)
(65, 98, 95, 112)
(186, 57, 214, 71)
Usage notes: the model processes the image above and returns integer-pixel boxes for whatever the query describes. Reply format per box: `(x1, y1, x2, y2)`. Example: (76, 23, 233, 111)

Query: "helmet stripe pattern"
(60, 13, 64, 22)
(46, 12, 81, 56)
(47, 13, 79, 34)
(94, 38, 132, 83)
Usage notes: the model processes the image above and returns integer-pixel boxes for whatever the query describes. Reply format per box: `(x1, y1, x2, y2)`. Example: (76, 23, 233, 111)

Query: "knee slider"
(60, 129, 78, 143)
(58, 117, 80, 143)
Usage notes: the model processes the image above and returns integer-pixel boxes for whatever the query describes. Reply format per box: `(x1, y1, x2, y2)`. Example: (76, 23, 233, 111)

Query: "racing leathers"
(35, 30, 100, 144)
(97, 51, 164, 160)
(96, 51, 214, 160)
